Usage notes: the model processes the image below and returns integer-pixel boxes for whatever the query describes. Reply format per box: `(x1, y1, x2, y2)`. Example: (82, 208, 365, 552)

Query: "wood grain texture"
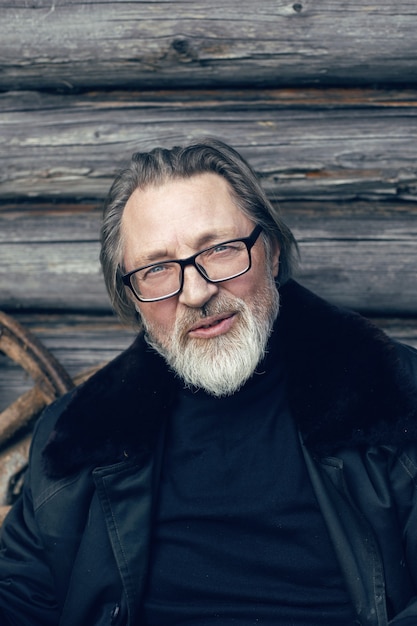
(1, 1, 417, 90)
(0, 200, 416, 314)
(1, 88, 417, 201)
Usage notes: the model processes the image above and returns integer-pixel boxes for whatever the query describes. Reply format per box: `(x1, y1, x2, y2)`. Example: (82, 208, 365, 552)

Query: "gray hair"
(100, 138, 298, 326)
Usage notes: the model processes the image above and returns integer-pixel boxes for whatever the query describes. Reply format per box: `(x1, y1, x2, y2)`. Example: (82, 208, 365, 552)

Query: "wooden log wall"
(0, 0, 417, 509)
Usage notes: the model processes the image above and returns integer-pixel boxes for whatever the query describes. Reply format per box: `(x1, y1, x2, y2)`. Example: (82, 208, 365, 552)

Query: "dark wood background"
(1, 1, 416, 431)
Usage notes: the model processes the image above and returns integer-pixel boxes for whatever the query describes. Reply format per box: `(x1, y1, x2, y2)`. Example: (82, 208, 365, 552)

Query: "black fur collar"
(43, 281, 417, 477)
(279, 281, 417, 454)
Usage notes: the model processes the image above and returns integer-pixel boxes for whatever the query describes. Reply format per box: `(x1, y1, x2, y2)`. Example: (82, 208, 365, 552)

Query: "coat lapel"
(93, 458, 156, 623)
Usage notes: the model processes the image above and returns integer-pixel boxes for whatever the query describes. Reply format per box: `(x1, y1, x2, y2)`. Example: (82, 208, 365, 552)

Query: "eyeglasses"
(121, 224, 263, 303)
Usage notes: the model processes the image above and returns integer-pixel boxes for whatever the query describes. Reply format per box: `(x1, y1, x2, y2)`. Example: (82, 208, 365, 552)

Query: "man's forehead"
(121, 180, 254, 269)
(123, 174, 245, 228)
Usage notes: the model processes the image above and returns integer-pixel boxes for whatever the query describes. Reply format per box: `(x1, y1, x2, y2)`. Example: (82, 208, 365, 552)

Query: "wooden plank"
(3, 199, 417, 243)
(281, 200, 417, 312)
(0, 312, 415, 412)
(3, 238, 414, 313)
(1, 1, 417, 90)
(0, 200, 416, 314)
(1, 88, 417, 201)
(296, 240, 417, 312)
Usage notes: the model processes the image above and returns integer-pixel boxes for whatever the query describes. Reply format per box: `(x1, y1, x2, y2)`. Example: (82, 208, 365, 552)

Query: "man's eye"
(143, 264, 169, 279)
(209, 244, 238, 256)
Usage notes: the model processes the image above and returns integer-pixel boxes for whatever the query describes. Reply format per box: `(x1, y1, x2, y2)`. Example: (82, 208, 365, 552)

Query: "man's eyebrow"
(136, 231, 236, 266)
(134, 248, 170, 266)
(194, 231, 233, 249)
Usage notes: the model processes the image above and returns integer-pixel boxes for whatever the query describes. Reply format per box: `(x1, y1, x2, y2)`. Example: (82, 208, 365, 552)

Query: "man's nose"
(178, 265, 219, 308)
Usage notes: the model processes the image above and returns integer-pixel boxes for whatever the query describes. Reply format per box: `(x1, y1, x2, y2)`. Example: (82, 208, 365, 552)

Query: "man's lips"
(187, 312, 236, 338)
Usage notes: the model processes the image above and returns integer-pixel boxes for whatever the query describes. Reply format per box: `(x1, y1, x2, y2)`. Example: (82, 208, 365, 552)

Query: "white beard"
(143, 280, 280, 397)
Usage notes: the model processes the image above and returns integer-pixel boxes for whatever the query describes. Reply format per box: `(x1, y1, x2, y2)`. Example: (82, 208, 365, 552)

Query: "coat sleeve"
(0, 407, 61, 626)
(0, 486, 60, 625)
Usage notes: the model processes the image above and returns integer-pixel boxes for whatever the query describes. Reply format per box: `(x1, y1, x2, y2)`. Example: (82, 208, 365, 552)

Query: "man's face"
(121, 173, 280, 395)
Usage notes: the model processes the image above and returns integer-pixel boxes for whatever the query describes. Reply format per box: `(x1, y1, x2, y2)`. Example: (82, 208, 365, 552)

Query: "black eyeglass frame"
(121, 224, 263, 303)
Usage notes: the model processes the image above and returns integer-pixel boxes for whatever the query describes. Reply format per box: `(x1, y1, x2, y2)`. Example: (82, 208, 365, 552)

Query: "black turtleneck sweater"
(141, 332, 356, 625)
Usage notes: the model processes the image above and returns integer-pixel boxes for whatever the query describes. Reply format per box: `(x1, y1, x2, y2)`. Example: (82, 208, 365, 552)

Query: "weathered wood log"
(1, 88, 417, 201)
(0, 199, 416, 314)
(1, 1, 417, 91)
(2, 237, 416, 314)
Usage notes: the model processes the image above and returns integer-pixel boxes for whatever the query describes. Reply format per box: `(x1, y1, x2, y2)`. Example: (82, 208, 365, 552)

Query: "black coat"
(1, 281, 417, 625)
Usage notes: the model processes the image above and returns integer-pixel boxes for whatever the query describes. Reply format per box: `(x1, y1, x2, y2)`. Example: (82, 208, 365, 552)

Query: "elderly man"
(0, 139, 417, 625)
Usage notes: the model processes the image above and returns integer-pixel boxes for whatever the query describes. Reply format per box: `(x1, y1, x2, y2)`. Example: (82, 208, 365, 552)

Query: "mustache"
(176, 295, 245, 331)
